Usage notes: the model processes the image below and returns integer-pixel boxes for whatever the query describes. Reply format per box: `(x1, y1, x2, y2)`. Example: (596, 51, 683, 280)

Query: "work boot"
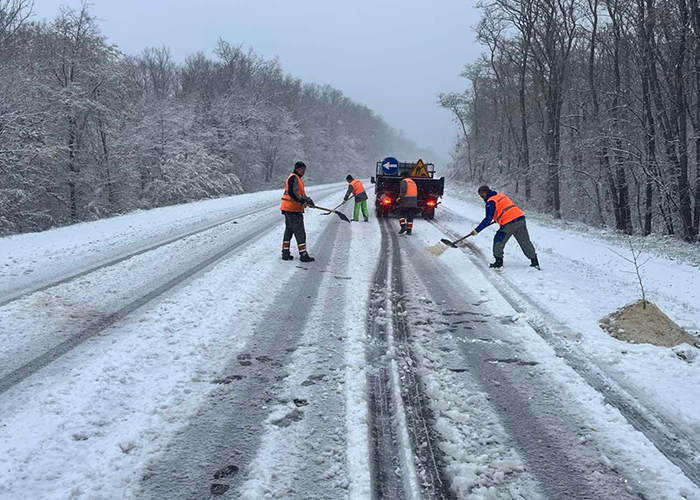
(489, 257, 504, 269)
(364, 218, 369, 222)
(282, 250, 294, 261)
(530, 257, 540, 269)
(352, 218, 358, 222)
(299, 252, 315, 263)
(399, 225, 408, 235)
(406, 228, 412, 235)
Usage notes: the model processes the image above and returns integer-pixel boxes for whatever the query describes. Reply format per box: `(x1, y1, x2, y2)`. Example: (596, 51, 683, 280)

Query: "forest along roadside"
(134, 210, 355, 500)
(400, 219, 700, 499)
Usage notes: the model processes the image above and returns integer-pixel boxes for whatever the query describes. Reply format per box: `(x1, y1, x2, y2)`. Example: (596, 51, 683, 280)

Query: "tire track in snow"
(0, 215, 283, 396)
(386, 222, 458, 500)
(233, 216, 355, 499)
(366, 222, 405, 499)
(401, 233, 642, 499)
(0, 203, 275, 308)
(365, 219, 457, 499)
(0, 187, 348, 397)
(135, 217, 345, 500)
(430, 214, 700, 491)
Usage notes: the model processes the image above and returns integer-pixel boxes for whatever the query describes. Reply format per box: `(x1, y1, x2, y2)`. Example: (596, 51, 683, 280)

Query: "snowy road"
(430, 210, 700, 488)
(1, 183, 699, 500)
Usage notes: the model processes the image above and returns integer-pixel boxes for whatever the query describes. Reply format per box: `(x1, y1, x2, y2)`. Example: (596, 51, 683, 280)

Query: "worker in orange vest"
(280, 161, 315, 262)
(396, 171, 418, 235)
(469, 185, 539, 269)
(343, 175, 369, 222)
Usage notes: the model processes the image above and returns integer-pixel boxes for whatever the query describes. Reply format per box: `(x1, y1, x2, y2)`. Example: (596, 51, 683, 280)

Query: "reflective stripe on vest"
(280, 173, 306, 212)
(488, 192, 525, 226)
(350, 179, 365, 196)
(403, 178, 417, 197)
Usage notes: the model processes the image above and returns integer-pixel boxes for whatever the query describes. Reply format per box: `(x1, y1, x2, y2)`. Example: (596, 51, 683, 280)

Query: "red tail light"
(427, 200, 436, 207)
(382, 198, 392, 205)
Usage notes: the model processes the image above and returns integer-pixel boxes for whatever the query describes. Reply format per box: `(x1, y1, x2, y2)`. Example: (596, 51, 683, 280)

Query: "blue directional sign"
(381, 157, 399, 174)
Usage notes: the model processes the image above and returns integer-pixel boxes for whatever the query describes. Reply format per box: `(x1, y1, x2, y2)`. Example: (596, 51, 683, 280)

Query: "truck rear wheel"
(423, 208, 435, 220)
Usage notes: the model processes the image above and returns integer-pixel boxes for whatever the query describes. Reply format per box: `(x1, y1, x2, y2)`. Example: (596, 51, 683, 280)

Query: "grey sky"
(31, 1, 484, 163)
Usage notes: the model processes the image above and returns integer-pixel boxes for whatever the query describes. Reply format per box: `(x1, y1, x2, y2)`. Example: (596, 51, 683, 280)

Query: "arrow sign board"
(381, 156, 399, 174)
(409, 159, 429, 177)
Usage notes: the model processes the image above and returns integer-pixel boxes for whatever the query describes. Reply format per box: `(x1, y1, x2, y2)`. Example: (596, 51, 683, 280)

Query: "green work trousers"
(353, 200, 368, 221)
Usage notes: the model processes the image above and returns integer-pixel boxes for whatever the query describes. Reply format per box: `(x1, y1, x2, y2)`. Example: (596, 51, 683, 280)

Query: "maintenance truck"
(370, 157, 445, 219)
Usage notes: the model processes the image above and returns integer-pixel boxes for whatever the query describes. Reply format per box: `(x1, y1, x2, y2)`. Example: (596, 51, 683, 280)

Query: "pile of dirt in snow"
(600, 300, 699, 348)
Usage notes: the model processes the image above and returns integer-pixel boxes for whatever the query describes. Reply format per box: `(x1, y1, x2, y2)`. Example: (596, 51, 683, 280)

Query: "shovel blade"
(310, 205, 350, 223)
(440, 238, 458, 248)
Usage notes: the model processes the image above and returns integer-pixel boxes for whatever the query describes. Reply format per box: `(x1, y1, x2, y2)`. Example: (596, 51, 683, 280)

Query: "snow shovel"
(321, 198, 348, 215)
(309, 205, 351, 223)
(441, 222, 494, 248)
(440, 233, 473, 248)
(426, 233, 472, 257)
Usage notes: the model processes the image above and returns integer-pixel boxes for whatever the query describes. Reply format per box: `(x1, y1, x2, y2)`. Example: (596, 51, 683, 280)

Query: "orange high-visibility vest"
(488, 192, 525, 227)
(280, 173, 306, 212)
(350, 179, 365, 196)
(403, 178, 417, 197)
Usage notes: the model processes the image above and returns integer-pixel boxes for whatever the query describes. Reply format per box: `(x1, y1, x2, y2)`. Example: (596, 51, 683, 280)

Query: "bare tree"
(0, 0, 32, 50)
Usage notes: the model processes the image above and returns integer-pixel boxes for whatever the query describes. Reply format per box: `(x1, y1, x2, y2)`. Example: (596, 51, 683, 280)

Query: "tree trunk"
(687, 0, 700, 237)
(675, 0, 694, 240)
(607, 0, 633, 233)
(543, 82, 562, 218)
(588, 0, 611, 227)
(519, 37, 532, 200)
(98, 115, 115, 209)
(67, 117, 78, 221)
(638, 0, 658, 235)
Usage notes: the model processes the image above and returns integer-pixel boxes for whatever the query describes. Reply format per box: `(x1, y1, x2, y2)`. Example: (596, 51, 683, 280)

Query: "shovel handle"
(308, 205, 351, 223)
(441, 235, 468, 248)
(309, 204, 335, 212)
(441, 232, 473, 248)
(332, 199, 348, 211)
(453, 233, 472, 244)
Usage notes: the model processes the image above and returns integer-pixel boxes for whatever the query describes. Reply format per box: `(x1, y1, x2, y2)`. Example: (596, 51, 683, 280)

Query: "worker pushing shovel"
(280, 161, 316, 262)
(428, 185, 540, 269)
(280, 161, 351, 264)
(343, 175, 369, 222)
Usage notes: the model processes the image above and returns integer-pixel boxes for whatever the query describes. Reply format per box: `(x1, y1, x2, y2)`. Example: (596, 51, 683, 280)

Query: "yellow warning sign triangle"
(409, 159, 429, 177)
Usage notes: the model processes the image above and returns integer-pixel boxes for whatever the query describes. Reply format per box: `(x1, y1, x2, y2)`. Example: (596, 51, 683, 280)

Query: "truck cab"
(370, 158, 444, 219)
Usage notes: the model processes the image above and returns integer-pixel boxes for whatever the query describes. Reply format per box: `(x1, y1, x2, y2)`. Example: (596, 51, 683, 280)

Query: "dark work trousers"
(493, 218, 537, 259)
(282, 211, 307, 253)
(401, 207, 415, 222)
(399, 207, 418, 224)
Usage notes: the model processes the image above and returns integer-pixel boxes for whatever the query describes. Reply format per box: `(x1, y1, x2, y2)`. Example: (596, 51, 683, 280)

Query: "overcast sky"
(31, 1, 484, 163)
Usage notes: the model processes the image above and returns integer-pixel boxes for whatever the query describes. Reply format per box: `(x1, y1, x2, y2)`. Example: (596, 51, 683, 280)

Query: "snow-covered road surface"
(0, 183, 699, 500)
